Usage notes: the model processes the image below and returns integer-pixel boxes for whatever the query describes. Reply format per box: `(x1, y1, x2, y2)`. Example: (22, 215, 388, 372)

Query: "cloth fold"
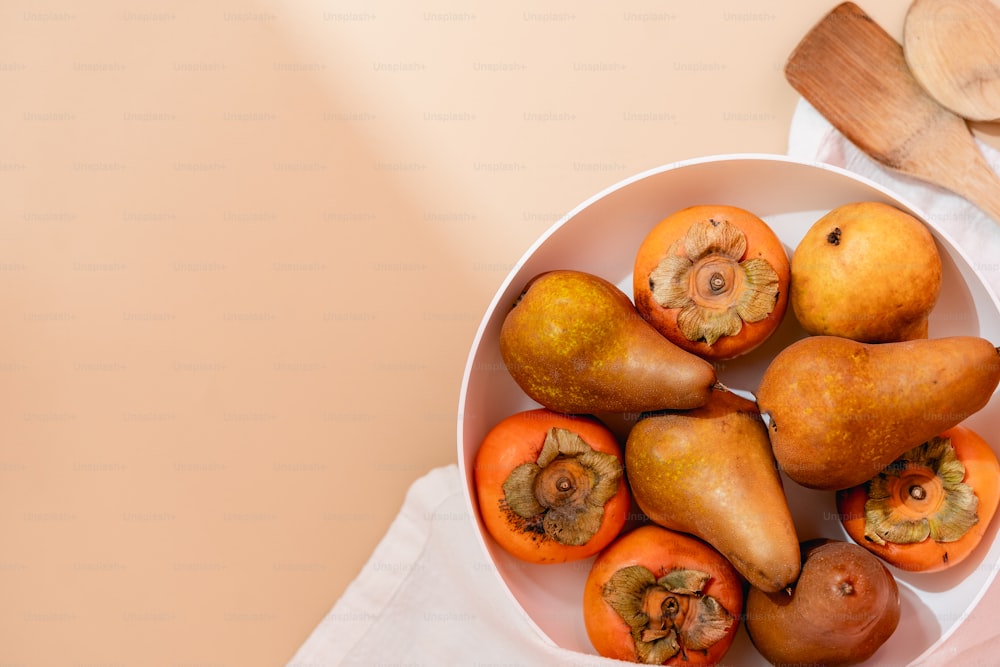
(286, 464, 585, 666)
(288, 99, 1000, 666)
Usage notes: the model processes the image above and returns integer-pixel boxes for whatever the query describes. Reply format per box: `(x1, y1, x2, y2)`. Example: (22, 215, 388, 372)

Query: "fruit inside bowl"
(457, 153, 1000, 666)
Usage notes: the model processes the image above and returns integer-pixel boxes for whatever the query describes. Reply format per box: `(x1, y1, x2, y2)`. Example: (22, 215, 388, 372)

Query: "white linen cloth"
(287, 99, 1000, 666)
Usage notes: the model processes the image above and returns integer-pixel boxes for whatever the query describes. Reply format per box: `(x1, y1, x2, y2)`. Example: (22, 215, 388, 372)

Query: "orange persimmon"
(836, 425, 1000, 573)
(473, 408, 630, 564)
(633, 204, 790, 361)
(583, 524, 744, 665)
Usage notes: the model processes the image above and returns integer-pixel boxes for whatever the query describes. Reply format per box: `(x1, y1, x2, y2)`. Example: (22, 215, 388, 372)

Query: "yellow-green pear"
(499, 270, 717, 414)
(757, 335, 1000, 490)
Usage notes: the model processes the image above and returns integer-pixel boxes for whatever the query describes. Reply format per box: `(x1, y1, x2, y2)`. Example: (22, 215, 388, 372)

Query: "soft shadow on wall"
(0, 3, 488, 666)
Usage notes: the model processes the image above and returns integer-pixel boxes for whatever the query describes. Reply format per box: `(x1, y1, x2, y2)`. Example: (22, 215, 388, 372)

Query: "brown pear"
(757, 335, 1000, 490)
(745, 539, 901, 666)
(499, 270, 717, 414)
(625, 387, 801, 592)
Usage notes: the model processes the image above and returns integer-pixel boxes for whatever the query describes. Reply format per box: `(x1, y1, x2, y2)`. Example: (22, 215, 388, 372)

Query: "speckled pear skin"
(790, 200, 942, 343)
(625, 387, 801, 593)
(499, 270, 717, 415)
(756, 335, 1000, 491)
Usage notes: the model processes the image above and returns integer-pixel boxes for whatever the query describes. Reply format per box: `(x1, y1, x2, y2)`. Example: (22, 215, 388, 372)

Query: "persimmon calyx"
(648, 217, 780, 345)
(602, 565, 734, 664)
(502, 427, 622, 546)
(864, 435, 979, 546)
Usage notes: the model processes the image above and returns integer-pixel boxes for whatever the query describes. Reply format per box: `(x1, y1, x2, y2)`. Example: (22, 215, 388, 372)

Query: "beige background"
(3, 1, 999, 665)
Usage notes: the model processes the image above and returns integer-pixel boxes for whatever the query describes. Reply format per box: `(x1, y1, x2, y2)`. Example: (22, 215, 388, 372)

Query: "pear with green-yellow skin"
(625, 387, 801, 593)
(499, 270, 718, 415)
(757, 335, 1000, 491)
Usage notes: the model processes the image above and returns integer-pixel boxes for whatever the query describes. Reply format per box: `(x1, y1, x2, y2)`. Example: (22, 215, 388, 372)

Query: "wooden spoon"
(785, 2, 1000, 225)
(904, 0, 1000, 122)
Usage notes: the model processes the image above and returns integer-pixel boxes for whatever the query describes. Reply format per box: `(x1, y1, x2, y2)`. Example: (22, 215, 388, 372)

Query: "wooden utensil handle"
(785, 2, 1000, 228)
(951, 150, 1000, 224)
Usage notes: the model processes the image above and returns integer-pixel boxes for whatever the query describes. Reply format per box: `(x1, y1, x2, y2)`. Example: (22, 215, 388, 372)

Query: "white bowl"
(457, 153, 1000, 665)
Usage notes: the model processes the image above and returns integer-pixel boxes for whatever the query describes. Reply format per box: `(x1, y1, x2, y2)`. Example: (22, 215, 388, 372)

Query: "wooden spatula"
(785, 1, 1000, 225)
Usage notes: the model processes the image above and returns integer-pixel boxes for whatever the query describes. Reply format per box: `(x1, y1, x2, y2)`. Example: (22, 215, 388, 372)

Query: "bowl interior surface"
(457, 154, 1000, 665)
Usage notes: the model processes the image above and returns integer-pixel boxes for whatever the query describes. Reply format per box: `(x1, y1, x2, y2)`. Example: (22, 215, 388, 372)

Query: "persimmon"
(836, 425, 1000, 573)
(473, 408, 630, 564)
(583, 524, 744, 665)
(633, 204, 790, 361)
